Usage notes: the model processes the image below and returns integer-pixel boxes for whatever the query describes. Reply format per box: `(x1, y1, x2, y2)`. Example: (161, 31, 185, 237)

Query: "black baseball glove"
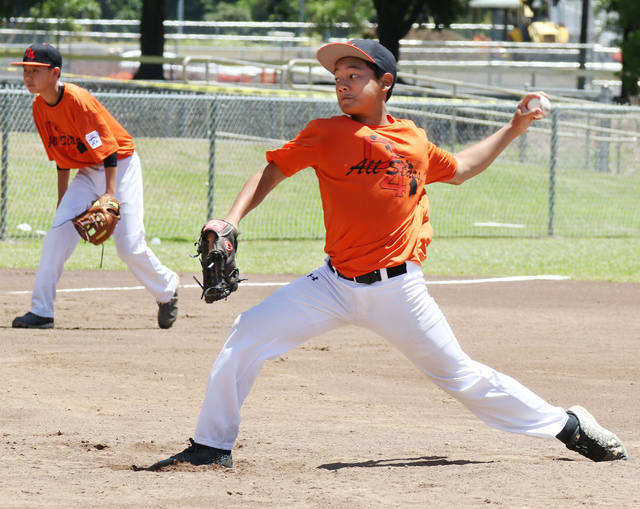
(194, 219, 242, 303)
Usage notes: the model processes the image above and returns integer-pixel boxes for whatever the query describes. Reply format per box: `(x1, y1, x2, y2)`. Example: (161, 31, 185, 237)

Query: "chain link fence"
(1, 85, 639, 242)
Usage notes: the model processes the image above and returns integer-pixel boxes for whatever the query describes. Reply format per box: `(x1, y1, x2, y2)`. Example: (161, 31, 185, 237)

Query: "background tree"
(0, 1, 40, 21)
(596, 0, 640, 102)
(98, 0, 141, 19)
(27, 0, 100, 20)
(306, 0, 375, 39)
(208, 0, 466, 63)
(205, 2, 251, 21)
(577, 0, 589, 90)
(165, 0, 212, 20)
(372, 0, 465, 61)
(134, 0, 164, 80)
(26, 0, 100, 48)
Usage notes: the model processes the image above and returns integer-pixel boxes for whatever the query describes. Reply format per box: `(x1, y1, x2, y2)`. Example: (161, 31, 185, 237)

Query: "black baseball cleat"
(157, 290, 178, 329)
(138, 439, 232, 471)
(12, 311, 54, 329)
(563, 406, 628, 462)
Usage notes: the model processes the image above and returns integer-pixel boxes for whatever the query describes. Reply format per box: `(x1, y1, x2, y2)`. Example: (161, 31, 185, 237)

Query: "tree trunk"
(134, 0, 165, 80)
(619, 26, 631, 103)
(577, 0, 589, 90)
(373, 0, 419, 62)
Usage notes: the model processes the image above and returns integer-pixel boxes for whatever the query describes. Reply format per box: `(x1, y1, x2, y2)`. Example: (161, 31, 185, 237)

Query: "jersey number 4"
(363, 135, 409, 198)
(380, 168, 406, 197)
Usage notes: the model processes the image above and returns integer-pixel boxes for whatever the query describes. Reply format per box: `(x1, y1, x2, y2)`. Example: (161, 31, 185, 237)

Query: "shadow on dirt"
(318, 456, 494, 470)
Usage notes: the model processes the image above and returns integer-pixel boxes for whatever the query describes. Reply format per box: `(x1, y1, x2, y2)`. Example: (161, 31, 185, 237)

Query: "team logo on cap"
(25, 47, 35, 60)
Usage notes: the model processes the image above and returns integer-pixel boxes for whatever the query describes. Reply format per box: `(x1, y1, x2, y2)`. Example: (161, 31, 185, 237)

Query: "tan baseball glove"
(72, 194, 121, 245)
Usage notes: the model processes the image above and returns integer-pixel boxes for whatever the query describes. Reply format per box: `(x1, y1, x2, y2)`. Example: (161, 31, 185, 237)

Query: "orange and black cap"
(317, 39, 397, 84)
(11, 43, 62, 68)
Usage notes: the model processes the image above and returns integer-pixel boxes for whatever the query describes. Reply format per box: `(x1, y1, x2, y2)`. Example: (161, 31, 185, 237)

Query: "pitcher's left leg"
(365, 265, 567, 438)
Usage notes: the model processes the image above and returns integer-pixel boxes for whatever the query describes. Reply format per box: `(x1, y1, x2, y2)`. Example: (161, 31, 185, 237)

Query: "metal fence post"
(598, 113, 611, 173)
(519, 130, 527, 163)
(449, 105, 457, 152)
(598, 85, 612, 173)
(615, 117, 621, 174)
(207, 96, 218, 220)
(585, 111, 591, 170)
(0, 92, 9, 240)
(548, 107, 559, 237)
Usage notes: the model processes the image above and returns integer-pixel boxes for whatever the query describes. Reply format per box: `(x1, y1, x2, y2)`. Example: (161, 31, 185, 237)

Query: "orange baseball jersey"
(32, 82, 135, 169)
(266, 115, 457, 276)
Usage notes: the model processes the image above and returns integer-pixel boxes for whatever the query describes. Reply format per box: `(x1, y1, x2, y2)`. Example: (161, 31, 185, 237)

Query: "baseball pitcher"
(140, 39, 627, 470)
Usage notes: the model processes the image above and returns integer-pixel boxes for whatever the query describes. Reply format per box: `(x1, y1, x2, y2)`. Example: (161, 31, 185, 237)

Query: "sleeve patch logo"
(85, 130, 103, 150)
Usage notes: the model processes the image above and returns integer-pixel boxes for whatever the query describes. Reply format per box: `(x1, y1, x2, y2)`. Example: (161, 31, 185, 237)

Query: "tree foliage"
(28, 0, 101, 20)
(596, 0, 640, 101)
(306, 0, 376, 38)
(0, 0, 40, 21)
(238, 0, 298, 21)
(204, 2, 251, 21)
(98, 0, 141, 19)
(165, 0, 213, 20)
(24, 0, 101, 45)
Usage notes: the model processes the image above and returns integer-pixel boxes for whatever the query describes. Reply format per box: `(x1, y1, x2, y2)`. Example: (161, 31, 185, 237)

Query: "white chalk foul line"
(6, 275, 569, 295)
(424, 275, 569, 285)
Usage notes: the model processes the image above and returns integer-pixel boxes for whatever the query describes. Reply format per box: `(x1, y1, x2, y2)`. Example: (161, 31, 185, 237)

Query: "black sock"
(198, 443, 231, 455)
(555, 412, 579, 444)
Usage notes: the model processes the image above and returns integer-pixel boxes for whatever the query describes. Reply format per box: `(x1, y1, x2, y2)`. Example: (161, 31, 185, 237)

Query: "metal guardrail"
(284, 58, 621, 101)
(2, 17, 504, 32)
(0, 28, 311, 44)
(1, 47, 285, 84)
(179, 55, 288, 87)
(1, 45, 626, 100)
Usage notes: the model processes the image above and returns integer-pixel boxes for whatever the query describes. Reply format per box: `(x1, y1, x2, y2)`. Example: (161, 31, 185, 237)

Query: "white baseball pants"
(194, 261, 568, 450)
(30, 152, 178, 318)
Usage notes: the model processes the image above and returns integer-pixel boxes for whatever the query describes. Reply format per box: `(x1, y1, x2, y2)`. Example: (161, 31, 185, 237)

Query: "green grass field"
(1, 236, 638, 282)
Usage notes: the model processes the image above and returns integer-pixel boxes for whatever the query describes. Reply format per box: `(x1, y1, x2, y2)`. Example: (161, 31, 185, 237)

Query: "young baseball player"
(144, 39, 627, 469)
(11, 43, 179, 329)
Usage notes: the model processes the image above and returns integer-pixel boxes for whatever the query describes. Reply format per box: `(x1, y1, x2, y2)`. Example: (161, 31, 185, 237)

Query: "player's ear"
(380, 72, 394, 94)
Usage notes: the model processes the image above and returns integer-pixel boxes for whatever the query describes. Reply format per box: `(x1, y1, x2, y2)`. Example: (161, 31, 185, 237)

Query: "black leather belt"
(327, 260, 407, 285)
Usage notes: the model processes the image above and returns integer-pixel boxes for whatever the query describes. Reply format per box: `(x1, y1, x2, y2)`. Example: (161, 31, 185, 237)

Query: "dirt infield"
(1, 268, 638, 508)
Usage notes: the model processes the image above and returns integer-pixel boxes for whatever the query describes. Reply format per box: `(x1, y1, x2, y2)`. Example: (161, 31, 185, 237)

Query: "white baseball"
(525, 96, 551, 119)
